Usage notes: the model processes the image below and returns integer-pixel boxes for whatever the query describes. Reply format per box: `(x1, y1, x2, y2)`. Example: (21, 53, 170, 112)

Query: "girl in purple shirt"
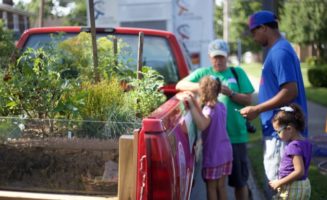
(270, 103, 312, 199)
(178, 76, 233, 200)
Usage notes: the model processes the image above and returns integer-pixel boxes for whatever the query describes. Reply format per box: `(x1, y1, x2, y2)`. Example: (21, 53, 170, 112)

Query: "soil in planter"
(0, 138, 119, 195)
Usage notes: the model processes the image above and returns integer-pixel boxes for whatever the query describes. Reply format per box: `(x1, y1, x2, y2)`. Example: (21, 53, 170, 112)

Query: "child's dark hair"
(272, 103, 305, 132)
(199, 76, 221, 106)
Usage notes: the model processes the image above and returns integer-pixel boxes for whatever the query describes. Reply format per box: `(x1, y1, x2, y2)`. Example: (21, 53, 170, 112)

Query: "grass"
(242, 62, 327, 199)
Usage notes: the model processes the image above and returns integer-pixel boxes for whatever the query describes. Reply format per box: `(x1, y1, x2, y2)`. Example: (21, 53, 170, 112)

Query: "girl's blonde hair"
(199, 76, 221, 107)
(272, 103, 306, 132)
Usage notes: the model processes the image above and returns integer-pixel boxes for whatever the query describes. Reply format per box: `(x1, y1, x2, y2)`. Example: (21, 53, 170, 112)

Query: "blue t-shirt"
(259, 38, 308, 137)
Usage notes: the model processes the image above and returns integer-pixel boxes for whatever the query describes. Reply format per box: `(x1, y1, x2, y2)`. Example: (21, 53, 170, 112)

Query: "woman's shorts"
(202, 161, 232, 180)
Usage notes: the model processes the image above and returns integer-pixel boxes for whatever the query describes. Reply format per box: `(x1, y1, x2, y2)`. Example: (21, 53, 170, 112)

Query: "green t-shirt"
(185, 66, 254, 143)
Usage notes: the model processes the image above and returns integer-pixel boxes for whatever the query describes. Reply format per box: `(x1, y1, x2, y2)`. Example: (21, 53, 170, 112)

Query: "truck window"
(22, 33, 180, 84)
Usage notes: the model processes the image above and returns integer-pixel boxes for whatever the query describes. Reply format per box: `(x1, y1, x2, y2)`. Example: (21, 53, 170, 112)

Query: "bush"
(0, 32, 165, 138)
(308, 67, 327, 87)
(127, 67, 166, 117)
(0, 20, 16, 69)
(305, 56, 327, 68)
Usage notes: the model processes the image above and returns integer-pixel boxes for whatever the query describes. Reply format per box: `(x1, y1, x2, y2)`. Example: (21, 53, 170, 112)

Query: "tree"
(14, 0, 55, 27)
(215, 0, 262, 54)
(229, 0, 262, 53)
(63, 1, 87, 26)
(0, 20, 16, 69)
(214, 5, 223, 38)
(279, 0, 327, 61)
(14, 0, 83, 26)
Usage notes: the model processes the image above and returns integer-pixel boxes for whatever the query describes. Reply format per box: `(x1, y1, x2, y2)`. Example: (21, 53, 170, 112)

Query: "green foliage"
(279, 0, 327, 61)
(0, 20, 16, 69)
(14, 0, 55, 26)
(78, 79, 125, 121)
(74, 79, 137, 138)
(58, 32, 133, 82)
(214, 5, 223, 38)
(229, 0, 262, 53)
(128, 67, 167, 117)
(305, 56, 326, 68)
(214, 0, 262, 53)
(63, 1, 87, 26)
(0, 32, 166, 138)
(308, 67, 327, 88)
(2, 48, 78, 119)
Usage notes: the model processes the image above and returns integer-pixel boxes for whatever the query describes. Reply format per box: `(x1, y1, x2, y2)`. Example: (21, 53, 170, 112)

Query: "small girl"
(270, 103, 312, 200)
(179, 76, 233, 200)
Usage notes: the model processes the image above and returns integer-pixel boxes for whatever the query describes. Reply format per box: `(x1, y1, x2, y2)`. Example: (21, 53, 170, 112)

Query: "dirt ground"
(0, 138, 119, 195)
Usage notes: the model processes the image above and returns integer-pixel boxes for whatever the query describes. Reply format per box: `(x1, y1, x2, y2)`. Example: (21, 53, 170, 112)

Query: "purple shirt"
(202, 102, 233, 168)
(279, 139, 312, 180)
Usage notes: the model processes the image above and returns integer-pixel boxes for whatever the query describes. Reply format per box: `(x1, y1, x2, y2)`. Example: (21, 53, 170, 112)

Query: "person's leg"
(235, 186, 249, 200)
(206, 180, 218, 200)
(228, 143, 249, 200)
(217, 175, 228, 200)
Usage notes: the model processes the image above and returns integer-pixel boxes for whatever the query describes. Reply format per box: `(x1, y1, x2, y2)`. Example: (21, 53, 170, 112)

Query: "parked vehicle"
(2, 26, 197, 200)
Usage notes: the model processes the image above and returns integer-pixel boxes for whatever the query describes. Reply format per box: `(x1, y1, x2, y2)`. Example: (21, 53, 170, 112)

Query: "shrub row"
(308, 67, 327, 87)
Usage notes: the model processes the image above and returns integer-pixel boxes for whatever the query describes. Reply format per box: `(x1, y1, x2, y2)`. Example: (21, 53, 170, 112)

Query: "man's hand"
(221, 84, 234, 97)
(240, 106, 260, 120)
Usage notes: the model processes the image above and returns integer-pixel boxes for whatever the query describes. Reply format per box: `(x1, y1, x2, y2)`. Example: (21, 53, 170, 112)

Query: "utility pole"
(38, 0, 44, 27)
(223, 0, 230, 42)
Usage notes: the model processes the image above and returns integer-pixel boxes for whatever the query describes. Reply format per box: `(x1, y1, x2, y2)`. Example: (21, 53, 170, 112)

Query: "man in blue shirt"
(240, 10, 308, 191)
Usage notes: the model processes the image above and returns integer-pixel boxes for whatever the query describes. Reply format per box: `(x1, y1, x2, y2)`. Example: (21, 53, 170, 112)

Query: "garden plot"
(0, 118, 138, 195)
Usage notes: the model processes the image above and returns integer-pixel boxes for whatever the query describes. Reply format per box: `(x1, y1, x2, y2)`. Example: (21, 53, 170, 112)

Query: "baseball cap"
(248, 10, 277, 31)
(208, 39, 229, 58)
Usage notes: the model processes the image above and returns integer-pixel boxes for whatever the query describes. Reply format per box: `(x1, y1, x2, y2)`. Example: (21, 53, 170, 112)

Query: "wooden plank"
(117, 131, 138, 200)
(0, 190, 117, 200)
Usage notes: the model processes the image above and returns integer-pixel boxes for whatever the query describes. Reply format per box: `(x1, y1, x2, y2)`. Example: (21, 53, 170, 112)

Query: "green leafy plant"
(0, 20, 16, 69)
(58, 32, 133, 82)
(0, 32, 167, 138)
(308, 67, 327, 87)
(127, 67, 167, 117)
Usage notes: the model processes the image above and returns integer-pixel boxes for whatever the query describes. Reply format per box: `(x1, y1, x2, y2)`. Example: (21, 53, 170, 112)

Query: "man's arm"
(221, 85, 252, 106)
(240, 82, 298, 120)
(176, 78, 200, 92)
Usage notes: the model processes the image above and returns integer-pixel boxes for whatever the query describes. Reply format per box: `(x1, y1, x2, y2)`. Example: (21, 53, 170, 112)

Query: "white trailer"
(87, 0, 215, 69)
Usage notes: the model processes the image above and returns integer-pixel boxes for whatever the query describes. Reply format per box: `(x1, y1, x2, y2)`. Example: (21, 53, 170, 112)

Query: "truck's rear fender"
(136, 96, 196, 200)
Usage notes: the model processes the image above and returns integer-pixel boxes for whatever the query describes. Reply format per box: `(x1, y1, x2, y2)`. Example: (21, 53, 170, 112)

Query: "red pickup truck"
(7, 26, 197, 200)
